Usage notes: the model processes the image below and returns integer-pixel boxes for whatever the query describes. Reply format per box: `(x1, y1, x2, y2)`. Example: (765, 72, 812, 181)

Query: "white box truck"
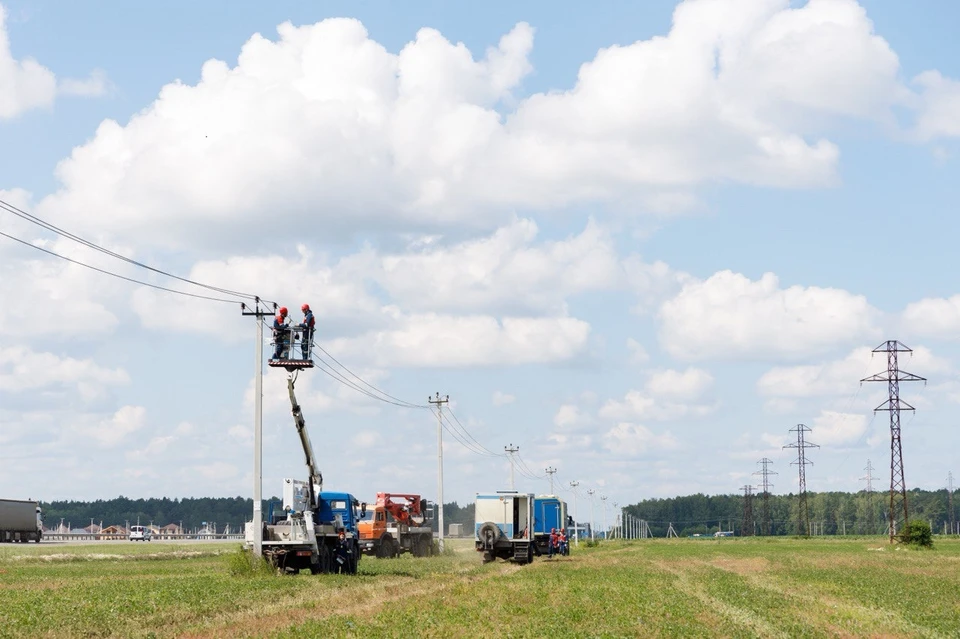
(0, 498, 43, 543)
(474, 491, 534, 564)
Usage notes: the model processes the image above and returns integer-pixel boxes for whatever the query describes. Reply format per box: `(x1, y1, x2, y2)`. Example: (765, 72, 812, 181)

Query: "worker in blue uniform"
(299, 303, 315, 359)
(272, 306, 290, 360)
(333, 529, 353, 574)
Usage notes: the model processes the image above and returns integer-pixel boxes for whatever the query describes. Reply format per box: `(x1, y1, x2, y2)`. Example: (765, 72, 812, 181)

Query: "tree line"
(623, 488, 958, 537)
(38, 488, 957, 536)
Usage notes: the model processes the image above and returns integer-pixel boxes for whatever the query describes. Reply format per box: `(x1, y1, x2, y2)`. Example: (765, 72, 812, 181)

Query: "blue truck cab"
(315, 491, 362, 535)
(532, 494, 569, 555)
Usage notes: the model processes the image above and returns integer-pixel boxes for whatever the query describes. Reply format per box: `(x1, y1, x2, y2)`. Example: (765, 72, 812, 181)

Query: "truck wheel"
(318, 545, 332, 573)
(478, 522, 501, 544)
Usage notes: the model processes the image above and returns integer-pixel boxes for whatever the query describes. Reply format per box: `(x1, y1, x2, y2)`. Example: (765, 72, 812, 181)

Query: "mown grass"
(0, 537, 957, 638)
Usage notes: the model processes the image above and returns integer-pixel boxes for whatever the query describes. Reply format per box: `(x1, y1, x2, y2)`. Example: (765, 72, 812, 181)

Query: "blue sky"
(1, 0, 959, 524)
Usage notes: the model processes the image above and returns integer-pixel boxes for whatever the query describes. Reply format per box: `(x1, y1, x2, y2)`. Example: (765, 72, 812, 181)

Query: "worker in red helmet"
(272, 306, 290, 360)
(299, 303, 315, 359)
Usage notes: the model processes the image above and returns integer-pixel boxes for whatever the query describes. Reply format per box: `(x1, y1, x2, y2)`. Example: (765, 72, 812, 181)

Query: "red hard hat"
(279, 306, 288, 316)
(301, 303, 310, 312)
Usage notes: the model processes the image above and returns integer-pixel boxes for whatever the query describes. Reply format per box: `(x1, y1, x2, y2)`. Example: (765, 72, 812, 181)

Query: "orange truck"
(357, 493, 434, 558)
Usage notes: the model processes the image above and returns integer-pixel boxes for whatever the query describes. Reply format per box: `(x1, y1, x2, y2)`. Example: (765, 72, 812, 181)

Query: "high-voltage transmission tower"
(783, 424, 818, 537)
(860, 459, 877, 535)
(948, 472, 955, 536)
(740, 485, 755, 536)
(754, 458, 777, 535)
(861, 340, 926, 543)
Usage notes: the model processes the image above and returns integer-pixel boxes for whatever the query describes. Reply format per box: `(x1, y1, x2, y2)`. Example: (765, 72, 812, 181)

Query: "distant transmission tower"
(754, 458, 777, 536)
(861, 340, 926, 543)
(860, 460, 877, 535)
(783, 424, 818, 536)
(740, 485, 755, 536)
(948, 471, 955, 536)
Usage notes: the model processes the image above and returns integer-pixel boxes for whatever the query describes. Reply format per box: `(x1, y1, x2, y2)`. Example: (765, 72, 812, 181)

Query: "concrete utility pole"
(613, 502, 619, 539)
(587, 489, 596, 540)
(600, 495, 608, 539)
(241, 298, 274, 557)
(429, 393, 449, 553)
(504, 444, 519, 490)
(569, 481, 580, 546)
(861, 340, 926, 544)
(545, 466, 557, 494)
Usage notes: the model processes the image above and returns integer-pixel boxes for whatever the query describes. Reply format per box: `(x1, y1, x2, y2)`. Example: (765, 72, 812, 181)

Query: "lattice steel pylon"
(948, 472, 955, 536)
(783, 424, 818, 537)
(753, 458, 777, 536)
(860, 460, 877, 535)
(860, 340, 926, 543)
(740, 485, 755, 536)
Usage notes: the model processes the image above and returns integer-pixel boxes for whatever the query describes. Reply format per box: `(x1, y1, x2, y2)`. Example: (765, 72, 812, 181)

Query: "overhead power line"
(0, 229, 239, 304)
(0, 197, 272, 303)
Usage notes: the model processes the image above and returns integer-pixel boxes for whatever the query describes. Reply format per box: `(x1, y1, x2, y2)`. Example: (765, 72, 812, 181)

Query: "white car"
(129, 525, 152, 541)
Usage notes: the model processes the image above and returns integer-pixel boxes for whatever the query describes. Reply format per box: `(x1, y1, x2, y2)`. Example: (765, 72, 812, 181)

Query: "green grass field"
(1, 537, 958, 638)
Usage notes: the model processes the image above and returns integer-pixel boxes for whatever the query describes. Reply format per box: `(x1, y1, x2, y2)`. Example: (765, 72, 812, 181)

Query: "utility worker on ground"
(272, 307, 290, 360)
(558, 529, 569, 556)
(299, 303, 315, 359)
(548, 527, 559, 559)
(333, 529, 353, 574)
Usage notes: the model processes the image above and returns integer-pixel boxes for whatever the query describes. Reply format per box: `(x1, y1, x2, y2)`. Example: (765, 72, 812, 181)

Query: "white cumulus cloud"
(0, 6, 109, 118)
(599, 367, 717, 421)
(30, 0, 958, 255)
(902, 295, 960, 341)
(659, 270, 881, 361)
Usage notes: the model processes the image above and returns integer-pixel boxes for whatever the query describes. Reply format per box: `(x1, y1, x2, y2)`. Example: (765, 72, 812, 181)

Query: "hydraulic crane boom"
(287, 374, 323, 509)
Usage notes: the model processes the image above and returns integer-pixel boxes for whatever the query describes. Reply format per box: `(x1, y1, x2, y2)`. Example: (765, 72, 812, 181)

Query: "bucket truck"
(357, 493, 434, 558)
(245, 372, 364, 574)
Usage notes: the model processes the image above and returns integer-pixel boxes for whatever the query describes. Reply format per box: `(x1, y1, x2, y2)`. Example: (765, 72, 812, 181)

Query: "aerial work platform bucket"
(269, 324, 314, 371)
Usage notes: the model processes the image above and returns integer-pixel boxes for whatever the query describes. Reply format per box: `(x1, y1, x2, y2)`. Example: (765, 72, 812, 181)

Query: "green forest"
(38, 488, 957, 536)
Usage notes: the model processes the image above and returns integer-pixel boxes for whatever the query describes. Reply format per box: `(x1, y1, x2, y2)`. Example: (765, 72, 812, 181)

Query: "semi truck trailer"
(0, 498, 43, 543)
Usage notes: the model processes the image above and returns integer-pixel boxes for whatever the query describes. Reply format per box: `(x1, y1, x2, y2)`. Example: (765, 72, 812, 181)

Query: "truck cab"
(532, 495, 568, 556)
(315, 491, 361, 536)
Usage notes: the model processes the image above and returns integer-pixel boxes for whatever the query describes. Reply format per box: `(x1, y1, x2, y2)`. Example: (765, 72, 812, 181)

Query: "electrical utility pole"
(587, 489, 596, 540)
(600, 495, 608, 539)
(741, 485, 755, 536)
(783, 424, 818, 537)
(569, 481, 580, 546)
(861, 340, 926, 543)
(613, 502, 619, 539)
(504, 444, 519, 490)
(948, 471, 955, 536)
(545, 466, 557, 494)
(860, 460, 877, 535)
(754, 458, 777, 536)
(429, 392, 449, 552)
(241, 297, 276, 557)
